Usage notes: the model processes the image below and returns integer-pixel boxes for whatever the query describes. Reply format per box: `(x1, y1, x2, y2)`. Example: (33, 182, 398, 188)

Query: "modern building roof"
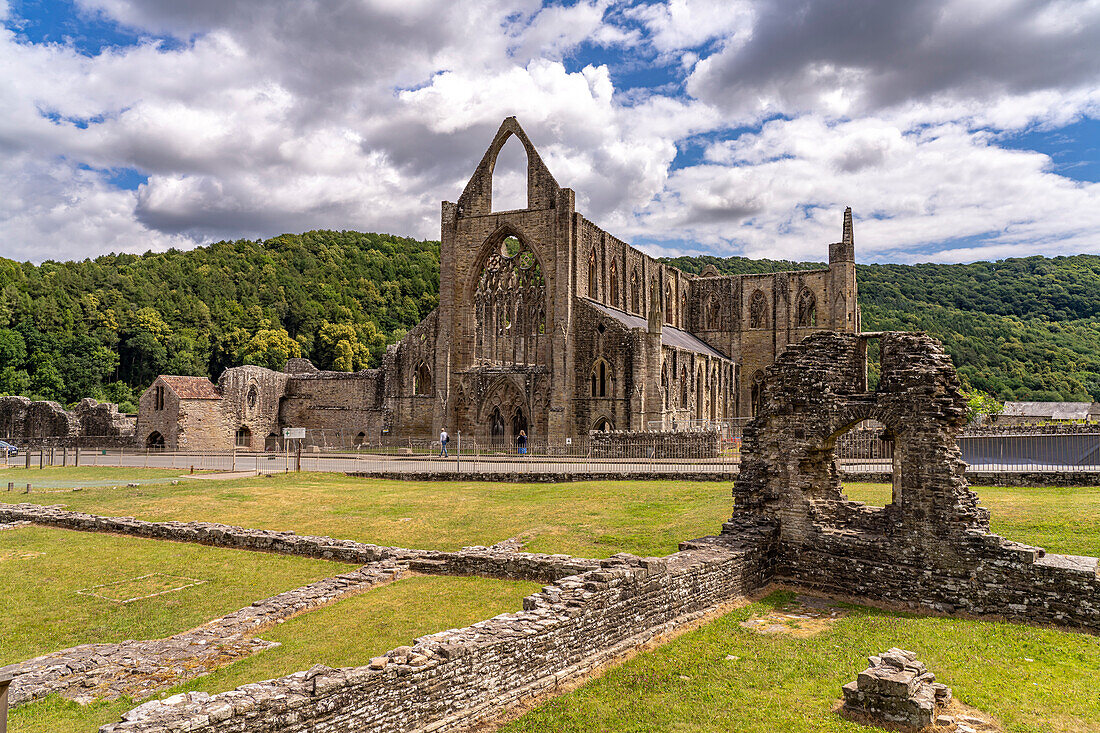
(585, 300, 730, 361)
(1002, 401, 1094, 420)
(158, 376, 222, 400)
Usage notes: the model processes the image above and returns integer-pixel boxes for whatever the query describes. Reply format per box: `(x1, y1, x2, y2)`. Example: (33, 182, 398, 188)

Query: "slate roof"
(159, 376, 222, 400)
(585, 300, 730, 361)
(1002, 401, 1093, 420)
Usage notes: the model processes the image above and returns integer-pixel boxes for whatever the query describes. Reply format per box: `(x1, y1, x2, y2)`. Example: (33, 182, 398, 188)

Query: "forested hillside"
(0, 231, 438, 411)
(1, 232, 1097, 410)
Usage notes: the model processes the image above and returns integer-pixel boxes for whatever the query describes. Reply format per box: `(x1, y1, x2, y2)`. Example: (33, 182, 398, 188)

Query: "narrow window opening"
(491, 135, 528, 212)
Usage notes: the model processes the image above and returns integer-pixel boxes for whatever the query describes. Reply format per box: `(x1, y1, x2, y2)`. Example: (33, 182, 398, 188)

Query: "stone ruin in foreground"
(1, 331, 1096, 733)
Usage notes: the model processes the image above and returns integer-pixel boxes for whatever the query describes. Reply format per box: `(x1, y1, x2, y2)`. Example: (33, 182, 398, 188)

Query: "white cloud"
(0, 0, 1097, 265)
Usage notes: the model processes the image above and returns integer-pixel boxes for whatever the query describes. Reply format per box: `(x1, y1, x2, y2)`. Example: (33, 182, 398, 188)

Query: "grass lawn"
(504, 591, 1100, 733)
(0, 526, 345, 666)
(3, 471, 1099, 559)
(0, 465, 199, 488)
(843, 482, 1100, 558)
(12, 575, 540, 733)
(0, 471, 738, 557)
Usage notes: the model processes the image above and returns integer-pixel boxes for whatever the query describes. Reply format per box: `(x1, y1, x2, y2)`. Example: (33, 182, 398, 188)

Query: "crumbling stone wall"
(722, 331, 1100, 631)
(590, 429, 719, 459)
(0, 395, 133, 447)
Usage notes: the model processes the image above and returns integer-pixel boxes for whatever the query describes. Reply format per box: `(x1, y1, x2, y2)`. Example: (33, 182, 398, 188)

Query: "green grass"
(503, 591, 1100, 733)
(843, 482, 1100, 557)
(0, 465, 195, 486)
(4, 472, 1100, 559)
(0, 526, 346, 666)
(0, 472, 738, 557)
(11, 575, 540, 733)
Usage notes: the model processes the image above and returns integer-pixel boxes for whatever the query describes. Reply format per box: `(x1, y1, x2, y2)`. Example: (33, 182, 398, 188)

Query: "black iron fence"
(2, 427, 1097, 477)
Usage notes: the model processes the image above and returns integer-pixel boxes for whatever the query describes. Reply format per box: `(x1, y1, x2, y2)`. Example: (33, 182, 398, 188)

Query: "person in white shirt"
(439, 429, 449, 457)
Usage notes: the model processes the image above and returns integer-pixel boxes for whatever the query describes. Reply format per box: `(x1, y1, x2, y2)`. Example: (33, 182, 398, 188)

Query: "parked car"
(0, 440, 19, 456)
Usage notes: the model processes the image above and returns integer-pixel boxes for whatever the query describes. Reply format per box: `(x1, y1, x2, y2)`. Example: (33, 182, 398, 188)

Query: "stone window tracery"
(797, 288, 817, 328)
(590, 358, 612, 398)
(749, 290, 768, 329)
(473, 236, 546, 365)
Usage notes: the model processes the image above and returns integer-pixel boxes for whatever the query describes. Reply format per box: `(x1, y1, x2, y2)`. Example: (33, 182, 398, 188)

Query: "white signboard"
(283, 428, 306, 440)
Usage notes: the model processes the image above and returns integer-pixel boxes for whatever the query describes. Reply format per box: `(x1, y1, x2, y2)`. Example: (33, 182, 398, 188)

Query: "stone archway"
(729, 332, 988, 544)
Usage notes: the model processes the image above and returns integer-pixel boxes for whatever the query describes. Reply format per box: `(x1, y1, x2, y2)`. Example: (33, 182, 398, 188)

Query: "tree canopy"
(0, 230, 1096, 409)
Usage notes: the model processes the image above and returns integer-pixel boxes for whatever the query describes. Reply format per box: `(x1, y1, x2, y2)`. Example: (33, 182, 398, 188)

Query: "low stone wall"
(976, 422, 1099, 434)
(4, 563, 406, 707)
(759, 519, 1100, 632)
(0, 504, 598, 583)
(842, 471, 1100, 487)
(590, 430, 720, 459)
(99, 538, 767, 733)
(348, 470, 738, 483)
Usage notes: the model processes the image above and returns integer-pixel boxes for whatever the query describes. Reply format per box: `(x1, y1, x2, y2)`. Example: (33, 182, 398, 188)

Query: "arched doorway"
(512, 408, 528, 441)
(146, 431, 165, 450)
(490, 407, 505, 442)
(265, 432, 279, 451)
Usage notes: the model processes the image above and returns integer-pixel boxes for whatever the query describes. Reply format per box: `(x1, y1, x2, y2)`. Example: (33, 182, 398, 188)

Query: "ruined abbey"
(136, 118, 860, 451)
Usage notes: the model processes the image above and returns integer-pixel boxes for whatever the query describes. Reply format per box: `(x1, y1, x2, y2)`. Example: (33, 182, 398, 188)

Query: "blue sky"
(1, 0, 1098, 264)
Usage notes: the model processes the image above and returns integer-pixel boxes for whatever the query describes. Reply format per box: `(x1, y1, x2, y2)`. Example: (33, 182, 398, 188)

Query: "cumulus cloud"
(0, 0, 1098, 264)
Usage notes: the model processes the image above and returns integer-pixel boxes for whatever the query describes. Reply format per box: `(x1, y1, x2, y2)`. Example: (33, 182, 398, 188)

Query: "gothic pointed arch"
(590, 358, 613, 398)
(470, 227, 547, 366)
(750, 369, 766, 417)
(665, 282, 674, 325)
(456, 118, 561, 216)
(630, 268, 640, 313)
(609, 260, 619, 306)
(413, 360, 432, 395)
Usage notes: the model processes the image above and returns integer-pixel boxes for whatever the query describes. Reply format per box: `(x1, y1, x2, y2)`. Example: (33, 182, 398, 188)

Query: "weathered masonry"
(2, 332, 1097, 733)
(138, 117, 860, 450)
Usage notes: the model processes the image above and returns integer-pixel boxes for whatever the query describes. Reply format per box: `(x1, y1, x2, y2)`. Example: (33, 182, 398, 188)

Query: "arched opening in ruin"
(665, 283, 673, 325)
(146, 431, 165, 450)
(511, 408, 527, 441)
(593, 417, 612, 432)
(750, 370, 765, 417)
(680, 292, 687, 329)
(609, 260, 619, 306)
(265, 432, 279, 451)
(490, 407, 505, 440)
(828, 418, 897, 508)
(680, 365, 689, 409)
(590, 358, 611, 398)
(235, 426, 252, 448)
(588, 248, 598, 299)
(696, 366, 705, 419)
(710, 368, 718, 421)
(355, 431, 366, 446)
(246, 384, 258, 412)
(630, 269, 640, 313)
(491, 134, 528, 212)
(413, 361, 432, 395)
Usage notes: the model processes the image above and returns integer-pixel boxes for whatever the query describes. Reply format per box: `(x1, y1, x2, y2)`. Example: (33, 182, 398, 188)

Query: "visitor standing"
(439, 429, 449, 457)
(517, 430, 527, 455)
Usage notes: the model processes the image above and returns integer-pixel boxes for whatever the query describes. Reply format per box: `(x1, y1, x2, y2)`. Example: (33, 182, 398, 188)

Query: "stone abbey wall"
(590, 428, 720, 459)
(723, 330, 1100, 632)
(0, 396, 134, 447)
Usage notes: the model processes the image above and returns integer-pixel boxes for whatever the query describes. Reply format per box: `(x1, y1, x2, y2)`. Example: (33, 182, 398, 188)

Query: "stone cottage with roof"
(139, 118, 860, 450)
